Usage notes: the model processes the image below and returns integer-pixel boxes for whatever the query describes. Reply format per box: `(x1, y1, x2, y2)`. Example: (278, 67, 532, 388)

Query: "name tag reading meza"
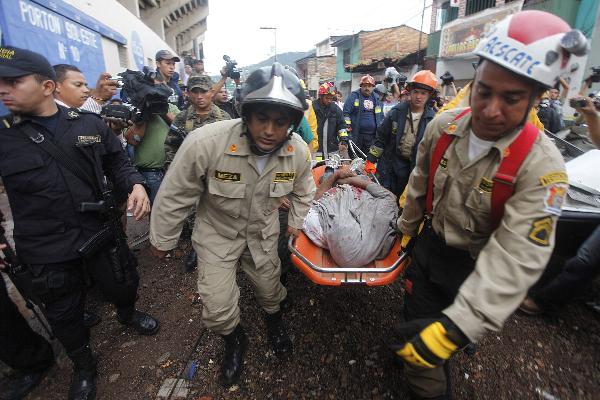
(215, 170, 241, 182)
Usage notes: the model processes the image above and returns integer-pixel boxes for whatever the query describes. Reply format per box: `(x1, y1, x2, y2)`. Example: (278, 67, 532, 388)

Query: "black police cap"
(0, 46, 56, 80)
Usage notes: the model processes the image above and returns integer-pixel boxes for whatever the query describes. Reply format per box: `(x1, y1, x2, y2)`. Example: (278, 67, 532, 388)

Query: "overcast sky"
(202, 0, 433, 74)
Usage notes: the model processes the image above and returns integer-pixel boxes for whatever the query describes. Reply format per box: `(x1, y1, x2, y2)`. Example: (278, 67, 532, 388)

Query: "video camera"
(396, 74, 408, 87)
(118, 68, 172, 122)
(440, 71, 455, 86)
(108, 76, 124, 88)
(384, 67, 399, 83)
(100, 103, 138, 122)
(428, 89, 444, 109)
(223, 55, 241, 80)
(589, 66, 600, 83)
(569, 94, 600, 111)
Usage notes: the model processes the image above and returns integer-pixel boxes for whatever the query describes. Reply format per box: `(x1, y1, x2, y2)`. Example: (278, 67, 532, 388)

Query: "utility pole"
(417, 0, 426, 68)
(260, 27, 277, 62)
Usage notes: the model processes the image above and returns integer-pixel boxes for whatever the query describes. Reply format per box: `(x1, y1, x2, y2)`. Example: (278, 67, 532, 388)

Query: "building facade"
(118, 0, 208, 58)
(426, 0, 600, 103)
(332, 25, 428, 97)
(0, 0, 208, 80)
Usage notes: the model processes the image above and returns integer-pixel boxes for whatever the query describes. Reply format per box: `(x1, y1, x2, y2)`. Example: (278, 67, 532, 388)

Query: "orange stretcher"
(288, 164, 409, 286)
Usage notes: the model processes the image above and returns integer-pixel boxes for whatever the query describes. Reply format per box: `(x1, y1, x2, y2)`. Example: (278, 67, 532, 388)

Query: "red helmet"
(474, 10, 589, 88)
(318, 82, 336, 96)
(360, 75, 375, 87)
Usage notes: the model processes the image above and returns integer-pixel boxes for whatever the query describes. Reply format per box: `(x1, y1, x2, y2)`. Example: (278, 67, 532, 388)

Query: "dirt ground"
(3, 214, 598, 400)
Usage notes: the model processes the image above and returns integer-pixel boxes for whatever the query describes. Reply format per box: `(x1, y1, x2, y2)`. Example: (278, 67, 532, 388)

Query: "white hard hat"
(474, 10, 589, 88)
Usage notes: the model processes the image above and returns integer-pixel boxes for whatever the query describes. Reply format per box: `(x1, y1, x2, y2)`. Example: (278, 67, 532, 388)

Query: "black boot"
(67, 346, 96, 400)
(117, 308, 160, 336)
(280, 294, 292, 313)
(83, 310, 101, 328)
(220, 325, 248, 386)
(0, 369, 48, 400)
(265, 310, 292, 359)
(184, 248, 197, 272)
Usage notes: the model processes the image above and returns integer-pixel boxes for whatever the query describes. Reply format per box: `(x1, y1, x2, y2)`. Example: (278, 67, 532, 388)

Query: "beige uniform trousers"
(197, 248, 286, 335)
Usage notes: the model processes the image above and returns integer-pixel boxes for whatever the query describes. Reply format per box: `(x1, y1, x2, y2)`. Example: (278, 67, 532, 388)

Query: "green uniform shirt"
(134, 104, 180, 169)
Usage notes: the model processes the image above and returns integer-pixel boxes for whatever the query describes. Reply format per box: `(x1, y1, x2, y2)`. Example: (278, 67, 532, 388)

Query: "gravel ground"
(0, 209, 595, 400)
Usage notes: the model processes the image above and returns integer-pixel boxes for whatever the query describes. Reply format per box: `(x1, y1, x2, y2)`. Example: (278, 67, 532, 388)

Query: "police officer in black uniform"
(0, 47, 159, 400)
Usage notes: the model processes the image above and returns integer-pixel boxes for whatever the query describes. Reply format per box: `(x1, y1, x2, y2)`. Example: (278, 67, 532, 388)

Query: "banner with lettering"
(0, 0, 106, 80)
(439, 1, 522, 59)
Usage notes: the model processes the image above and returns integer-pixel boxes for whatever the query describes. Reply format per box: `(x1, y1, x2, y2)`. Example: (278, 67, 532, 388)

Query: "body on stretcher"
(288, 159, 410, 286)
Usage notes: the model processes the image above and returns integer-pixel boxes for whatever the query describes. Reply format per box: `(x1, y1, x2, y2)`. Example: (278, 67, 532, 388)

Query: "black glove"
(393, 317, 469, 368)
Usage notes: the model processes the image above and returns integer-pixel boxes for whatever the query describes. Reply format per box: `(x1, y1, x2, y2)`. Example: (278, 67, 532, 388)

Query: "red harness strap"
(425, 108, 472, 215)
(490, 122, 538, 230)
(425, 111, 539, 231)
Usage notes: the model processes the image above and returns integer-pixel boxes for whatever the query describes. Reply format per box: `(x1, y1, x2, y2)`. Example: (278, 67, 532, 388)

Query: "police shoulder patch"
(527, 216, 553, 247)
(539, 171, 568, 186)
(446, 124, 457, 134)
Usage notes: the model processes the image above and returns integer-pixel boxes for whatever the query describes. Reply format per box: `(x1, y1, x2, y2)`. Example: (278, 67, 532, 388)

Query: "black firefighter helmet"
(240, 62, 308, 127)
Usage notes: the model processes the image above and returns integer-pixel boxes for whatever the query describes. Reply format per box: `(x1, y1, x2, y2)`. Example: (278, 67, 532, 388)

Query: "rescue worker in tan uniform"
(392, 11, 589, 399)
(149, 63, 316, 386)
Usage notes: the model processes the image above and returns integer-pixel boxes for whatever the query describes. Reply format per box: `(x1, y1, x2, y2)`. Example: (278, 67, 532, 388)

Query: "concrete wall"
(335, 37, 360, 83)
(436, 56, 477, 83)
(300, 55, 337, 91)
(359, 26, 428, 62)
(65, 0, 180, 75)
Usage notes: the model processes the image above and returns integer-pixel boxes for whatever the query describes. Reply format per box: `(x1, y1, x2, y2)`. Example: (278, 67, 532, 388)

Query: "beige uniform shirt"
(150, 119, 316, 268)
(399, 107, 567, 342)
(398, 112, 422, 159)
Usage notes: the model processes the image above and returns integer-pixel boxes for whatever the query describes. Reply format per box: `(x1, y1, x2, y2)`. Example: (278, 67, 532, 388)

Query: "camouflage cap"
(188, 75, 214, 91)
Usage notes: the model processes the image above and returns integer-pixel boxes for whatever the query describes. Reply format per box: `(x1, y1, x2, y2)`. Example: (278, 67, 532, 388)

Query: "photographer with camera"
(569, 93, 600, 147)
(214, 86, 240, 119)
(211, 55, 242, 116)
(81, 72, 119, 114)
(52, 64, 90, 109)
(125, 99, 180, 204)
(580, 67, 600, 94)
(536, 91, 564, 133)
(384, 67, 408, 102)
(190, 59, 205, 76)
(547, 77, 570, 118)
(0, 47, 158, 400)
(53, 65, 129, 140)
(520, 91, 600, 318)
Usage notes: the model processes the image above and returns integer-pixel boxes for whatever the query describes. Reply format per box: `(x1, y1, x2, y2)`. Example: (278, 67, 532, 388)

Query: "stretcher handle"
(288, 236, 408, 274)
